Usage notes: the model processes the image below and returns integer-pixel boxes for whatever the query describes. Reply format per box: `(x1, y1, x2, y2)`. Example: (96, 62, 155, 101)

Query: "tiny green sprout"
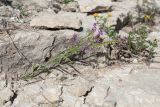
(64, 0, 74, 4)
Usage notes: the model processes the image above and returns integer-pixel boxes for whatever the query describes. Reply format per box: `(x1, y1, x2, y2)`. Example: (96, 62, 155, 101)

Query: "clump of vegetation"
(115, 26, 157, 60)
(16, 5, 29, 18)
(127, 27, 157, 56)
(23, 14, 157, 79)
(63, 0, 74, 4)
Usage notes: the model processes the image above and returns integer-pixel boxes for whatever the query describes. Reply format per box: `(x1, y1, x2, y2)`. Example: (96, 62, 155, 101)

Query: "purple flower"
(147, 29, 152, 33)
(80, 43, 91, 54)
(94, 29, 104, 38)
(95, 37, 103, 43)
(99, 29, 103, 35)
(120, 35, 128, 41)
(70, 34, 78, 44)
(92, 23, 97, 32)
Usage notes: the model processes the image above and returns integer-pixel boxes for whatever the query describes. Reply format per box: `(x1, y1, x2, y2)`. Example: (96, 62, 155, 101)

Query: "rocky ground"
(0, 0, 160, 107)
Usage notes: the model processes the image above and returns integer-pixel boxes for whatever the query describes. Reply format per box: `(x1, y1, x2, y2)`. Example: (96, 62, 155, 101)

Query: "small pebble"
(133, 59, 138, 64)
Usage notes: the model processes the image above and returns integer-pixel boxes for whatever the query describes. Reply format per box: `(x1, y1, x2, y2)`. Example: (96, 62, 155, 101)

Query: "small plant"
(23, 13, 157, 79)
(17, 5, 29, 18)
(24, 15, 116, 79)
(127, 26, 157, 56)
(115, 26, 157, 60)
(63, 0, 74, 4)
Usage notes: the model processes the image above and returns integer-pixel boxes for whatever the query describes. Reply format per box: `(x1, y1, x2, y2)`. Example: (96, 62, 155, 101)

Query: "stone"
(48, 0, 63, 13)
(138, 0, 160, 11)
(0, 0, 12, 6)
(63, 1, 79, 12)
(100, 65, 160, 107)
(148, 32, 160, 41)
(0, 7, 19, 19)
(61, 95, 87, 107)
(155, 0, 160, 10)
(0, 29, 76, 78)
(30, 12, 82, 30)
(107, 0, 137, 26)
(0, 18, 7, 30)
(103, 100, 117, 107)
(149, 63, 160, 69)
(41, 86, 62, 103)
(148, 31, 160, 62)
(86, 84, 110, 106)
(0, 81, 6, 90)
(133, 59, 138, 64)
(19, 0, 48, 9)
(12, 84, 42, 107)
(0, 6, 13, 17)
(12, 0, 49, 15)
(76, 0, 112, 13)
(0, 87, 13, 106)
(12, 76, 63, 106)
(63, 77, 92, 97)
(76, 13, 96, 31)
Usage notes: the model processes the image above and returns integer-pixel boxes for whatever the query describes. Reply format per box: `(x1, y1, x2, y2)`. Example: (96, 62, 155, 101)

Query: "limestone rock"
(86, 84, 110, 106)
(0, 87, 13, 106)
(107, 0, 137, 26)
(23, 0, 48, 8)
(155, 0, 160, 9)
(148, 32, 160, 41)
(0, 6, 13, 17)
(63, 1, 79, 12)
(76, 13, 96, 31)
(30, 12, 82, 30)
(76, 0, 112, 13)
(148, 31, 160, 62)
(0, 30, 76, 78)
(63, 77, 92, 97)
(12, 82, 62, 107)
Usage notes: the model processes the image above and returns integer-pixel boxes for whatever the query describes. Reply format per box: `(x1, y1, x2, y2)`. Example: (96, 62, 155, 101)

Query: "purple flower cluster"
(79, 23, 106, 55)
(70, 33, 79, 45)
(91, 23, 104, 43)
(119, 35, 128, 41)
(80, 43, 91, 54)
(69, 23, 106, 55)
(92, 23, 97, 32)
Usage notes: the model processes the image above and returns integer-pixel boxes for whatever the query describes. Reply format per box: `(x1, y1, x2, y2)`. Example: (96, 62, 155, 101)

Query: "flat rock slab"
(19, 0, 48, 8)
(30, 12, 82, 30)
(77, 0, 112, 12)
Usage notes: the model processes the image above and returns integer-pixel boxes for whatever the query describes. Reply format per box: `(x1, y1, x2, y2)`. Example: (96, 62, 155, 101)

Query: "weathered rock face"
(0, 30, 76, 77)
(76, 0, 112, 12)
(148, 31, 160, 62)
(155, 0, 160, 9)
(107, 0, 137, 26)
(0, 0, 160, 107)
(12, 83, 62, 107)
(12, 0, 48, 9)
(23, 0, 48, 8)
(30, 12, 82, 30)
(103, 67, 160, 107)
(0, 6, 13, 17)
(62, 1, 79, 12)
(0, 64, 159, 107)
(0, 87, 14, 106)
(63, 77, 93, 97)
(75, 13, 96, 31)
(0, 6, 20, 18)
